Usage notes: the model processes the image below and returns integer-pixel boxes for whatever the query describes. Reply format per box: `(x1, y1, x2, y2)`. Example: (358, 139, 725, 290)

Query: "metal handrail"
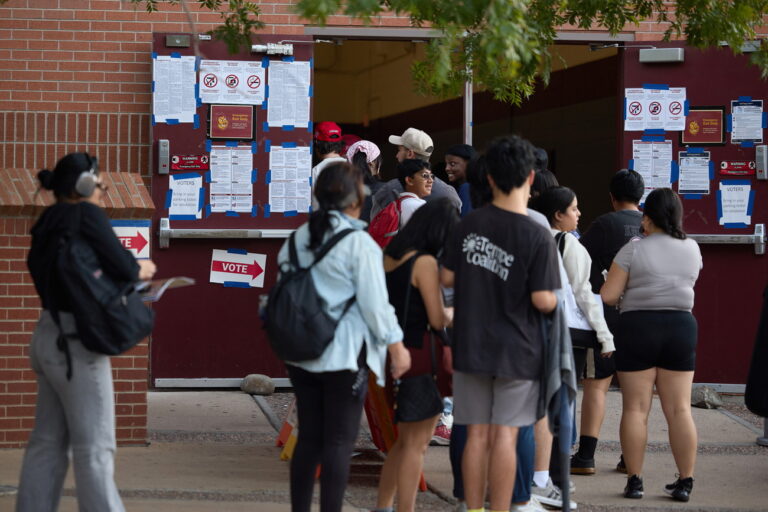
(158, 217, 294, 248)
(687, 223, 764, 255)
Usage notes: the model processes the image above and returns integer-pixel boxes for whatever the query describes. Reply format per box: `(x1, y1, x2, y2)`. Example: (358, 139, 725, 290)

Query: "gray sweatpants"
(16, 311, 125, 512)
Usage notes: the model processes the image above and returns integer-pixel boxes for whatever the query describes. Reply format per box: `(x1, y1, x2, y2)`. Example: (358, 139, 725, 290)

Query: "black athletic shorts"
(614, 310, 698, 372)
(573, 346, 616, 380)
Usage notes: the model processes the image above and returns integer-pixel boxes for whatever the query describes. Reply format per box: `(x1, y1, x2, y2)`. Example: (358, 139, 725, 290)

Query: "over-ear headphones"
(74, 153, 99, 197)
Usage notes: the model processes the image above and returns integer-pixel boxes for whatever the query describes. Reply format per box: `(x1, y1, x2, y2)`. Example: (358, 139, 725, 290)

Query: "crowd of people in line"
(17, 124, 702, 512)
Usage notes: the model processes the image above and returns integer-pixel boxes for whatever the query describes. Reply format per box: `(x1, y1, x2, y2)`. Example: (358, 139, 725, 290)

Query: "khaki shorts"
(453, 371, 539, 427)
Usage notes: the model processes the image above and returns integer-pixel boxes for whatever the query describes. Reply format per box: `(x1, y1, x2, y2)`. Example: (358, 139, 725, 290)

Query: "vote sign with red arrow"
(111, 220, 151, 259)
(210, 249, 267, 288)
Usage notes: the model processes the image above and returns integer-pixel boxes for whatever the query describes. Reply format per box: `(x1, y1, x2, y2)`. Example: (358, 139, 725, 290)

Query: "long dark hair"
(308, 161, 364, 250)
(37, 152, 98, 200)
(351, 150, 381, 187)
(385, 198, 459, 259)
(643, 187, 686, 240)
(531, 186, 576, 227)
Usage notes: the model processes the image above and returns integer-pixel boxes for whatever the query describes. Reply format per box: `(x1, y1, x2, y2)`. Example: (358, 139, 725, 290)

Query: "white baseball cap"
(388, 128, 434, 158)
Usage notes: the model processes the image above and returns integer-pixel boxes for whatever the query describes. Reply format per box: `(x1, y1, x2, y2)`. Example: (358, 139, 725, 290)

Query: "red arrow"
(118, 231, 148, 255)
(211, 259, 263, 280)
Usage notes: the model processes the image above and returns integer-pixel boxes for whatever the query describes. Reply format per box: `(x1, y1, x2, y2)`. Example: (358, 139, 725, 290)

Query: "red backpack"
(368, 197, 405, 248)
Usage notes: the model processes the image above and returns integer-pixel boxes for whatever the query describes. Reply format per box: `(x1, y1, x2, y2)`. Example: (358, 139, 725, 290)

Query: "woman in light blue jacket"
(277, 161, 410, 512)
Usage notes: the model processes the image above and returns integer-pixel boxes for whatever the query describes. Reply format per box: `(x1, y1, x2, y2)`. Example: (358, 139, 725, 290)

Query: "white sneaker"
(511, 495, 547, 512)
(454, 501, 467, 512)
(531, 478, 577, 510)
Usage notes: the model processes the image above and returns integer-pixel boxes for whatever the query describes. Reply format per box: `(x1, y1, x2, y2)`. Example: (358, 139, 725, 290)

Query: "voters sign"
(209, 248, 267, 288)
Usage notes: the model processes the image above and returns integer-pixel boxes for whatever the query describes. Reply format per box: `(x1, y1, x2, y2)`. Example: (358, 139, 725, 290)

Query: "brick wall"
(0, 169, 154, 448)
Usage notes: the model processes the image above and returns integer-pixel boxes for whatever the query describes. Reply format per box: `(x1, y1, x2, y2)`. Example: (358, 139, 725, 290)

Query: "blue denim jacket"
(277, 211, 403, 385)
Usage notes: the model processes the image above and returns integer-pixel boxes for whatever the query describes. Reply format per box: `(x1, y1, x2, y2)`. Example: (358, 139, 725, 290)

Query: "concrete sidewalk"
(0, 389, 765, 511)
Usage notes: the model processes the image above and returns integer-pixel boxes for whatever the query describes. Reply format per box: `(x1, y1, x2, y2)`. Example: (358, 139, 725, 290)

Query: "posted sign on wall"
(111, 220, 151, 259)
(209, 248, 267, 288)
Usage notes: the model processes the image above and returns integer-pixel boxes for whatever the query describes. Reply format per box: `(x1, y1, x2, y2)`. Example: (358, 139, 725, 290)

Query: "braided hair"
(643, 187, 686, 240)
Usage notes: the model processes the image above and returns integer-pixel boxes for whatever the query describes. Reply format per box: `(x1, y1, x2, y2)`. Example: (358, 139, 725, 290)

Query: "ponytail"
(644, 188, 686, 240)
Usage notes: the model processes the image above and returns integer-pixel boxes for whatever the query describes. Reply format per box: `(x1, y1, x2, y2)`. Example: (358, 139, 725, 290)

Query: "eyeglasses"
(418, 172, 435, 181)
(96, 182, 109, 193)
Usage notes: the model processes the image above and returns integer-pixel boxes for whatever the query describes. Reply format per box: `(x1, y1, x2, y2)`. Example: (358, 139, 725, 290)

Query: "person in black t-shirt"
(441, 135, 560, 512)
(571, 169, 644, 475)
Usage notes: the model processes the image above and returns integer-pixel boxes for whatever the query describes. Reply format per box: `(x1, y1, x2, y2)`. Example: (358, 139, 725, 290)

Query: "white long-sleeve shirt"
(552, 229, 615, 354)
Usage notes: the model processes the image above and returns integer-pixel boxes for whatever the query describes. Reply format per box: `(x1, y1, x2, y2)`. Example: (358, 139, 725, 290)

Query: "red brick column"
(0, 168, 154, 448)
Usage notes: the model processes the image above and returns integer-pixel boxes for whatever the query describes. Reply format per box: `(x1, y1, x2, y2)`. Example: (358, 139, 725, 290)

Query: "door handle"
(158, 217, 294, 248)
(687, 224, 765, 255)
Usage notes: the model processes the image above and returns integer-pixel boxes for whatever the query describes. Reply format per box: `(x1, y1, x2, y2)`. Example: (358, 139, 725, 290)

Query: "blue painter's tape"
(741, 141, 755, 148)
(194, 83, 199, 98)
(309, 142, 313, 155)
(205, 139, 212, 152)
(251, 141, 258, 154)
(204, 171, 212, 183)
(172, 172, 200, 181)
(261, 100, 268, 110)
(251, 169, 258, 183)
(251, 205, 259, 217)
(641, 136, 664, 142)
(763, 112, 767, 129)
(282, 125, 295, 131)
(747, 190, 756, 216)
(197, 97, 202, 108)
(265, 140, 271, 153)
(198, 188, 205, 212)
(170, 52, 181, 59)
(738, 96, 753, 103)
(284, 210, 298, 217)
(726, 114, 732, 133)
(308, 176, 312, 186)
(169, 214, 198, 220)
(262, 57, 270, 68)
(193, 114, 200, 129)
(195, 56, 200, 72)
(151, 114, 156, 126)
(223, 281, 251, 288)
(309, 57, 314, 69)
(709, 161, 715, 180)
(265, 85, 269, 99)
(282, 141, 297, 148)
(263, 121, 270, 133)
(151, 52, 158, 59)
(308, 85, 313, 98)
(166, 118, 180, 125)
(111, 220, 151, 228)
(264, 204, 271, 218)
(308, 205, 312, 214)
(307, 121, 313, 133)
(623, 97, 627, 120)
(724, 223, 750, 229)
(227, 248, 248, 255)
(628, 159, 635, 171)
(643, 83, 669, 90)
(684, 99, 690, 115)
(671, 161, 679, 183)
(687, 147, 704, 154)
(282, 56, 295, 62)
(151, 81, 155, 93)
(683, 194, 703, 200)
(225, 140, 239, 147)
(721, 179, 751, 186)
(265, 170, 271, 184)
(716, 190, 723, 220)
(643, 129, 666, 135)
(205, 204, 212, 218)
(225, 211, 239, 217)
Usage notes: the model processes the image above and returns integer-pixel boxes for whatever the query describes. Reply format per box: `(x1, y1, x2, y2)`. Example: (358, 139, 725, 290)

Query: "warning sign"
(720, 160, 756, 176)
(171, 155, 210, 171)
(199, 60, 265, 105)
(209, 249, 266, 288)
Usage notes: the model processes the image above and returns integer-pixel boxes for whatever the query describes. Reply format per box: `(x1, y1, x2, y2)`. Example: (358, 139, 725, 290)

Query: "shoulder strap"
(555, 231, 567, 257)
(310, 228, 356, 268)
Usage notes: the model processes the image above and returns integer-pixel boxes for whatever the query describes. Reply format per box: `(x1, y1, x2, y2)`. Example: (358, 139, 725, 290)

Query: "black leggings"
(287, 363, 368, 512)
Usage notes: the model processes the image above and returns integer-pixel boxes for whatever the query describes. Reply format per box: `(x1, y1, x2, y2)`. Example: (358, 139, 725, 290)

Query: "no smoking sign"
(247, 75, 261, 89)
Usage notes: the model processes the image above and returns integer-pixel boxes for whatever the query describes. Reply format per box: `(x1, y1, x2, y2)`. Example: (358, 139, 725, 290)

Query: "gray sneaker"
(531, 478, 577, 510)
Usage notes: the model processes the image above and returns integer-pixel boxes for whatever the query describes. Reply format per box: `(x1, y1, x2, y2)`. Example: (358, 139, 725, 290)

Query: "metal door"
(620, 44, 767, 385)
(149, 34, 314, 387)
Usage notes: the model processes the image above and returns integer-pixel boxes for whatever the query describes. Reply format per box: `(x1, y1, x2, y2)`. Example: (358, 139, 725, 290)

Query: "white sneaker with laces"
(531, 477, 577, 510)
(511, 495, 547, 512)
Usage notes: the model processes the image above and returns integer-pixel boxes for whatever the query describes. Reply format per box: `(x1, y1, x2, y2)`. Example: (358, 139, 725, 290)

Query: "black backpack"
(49, 209, 155, 378)
(265, 228, 355, 362)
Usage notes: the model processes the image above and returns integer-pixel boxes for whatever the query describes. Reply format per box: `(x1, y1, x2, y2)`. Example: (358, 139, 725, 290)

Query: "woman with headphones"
(18, 152, 156, 511)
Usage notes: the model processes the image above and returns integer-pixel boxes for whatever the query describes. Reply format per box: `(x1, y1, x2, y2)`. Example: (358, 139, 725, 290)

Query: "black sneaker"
(624, 474, 643, 499)
(570, 453, 596, 475)
(664, 475, 693, 502)
(616, 454, 627, 474)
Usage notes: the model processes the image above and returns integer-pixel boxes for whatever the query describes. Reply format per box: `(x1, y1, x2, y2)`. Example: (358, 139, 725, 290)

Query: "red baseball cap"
(314, 121, 342, 142)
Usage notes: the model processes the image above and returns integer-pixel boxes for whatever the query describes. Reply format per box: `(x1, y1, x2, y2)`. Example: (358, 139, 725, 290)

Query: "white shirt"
(398, 192, 426, 227)
(310, 157, 347, 210)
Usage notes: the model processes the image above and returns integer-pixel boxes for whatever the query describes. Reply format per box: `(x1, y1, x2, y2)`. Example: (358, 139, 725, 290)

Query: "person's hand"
(387, 342, 411, 380)
(444, 307, 454, 328)
(137, 259, 157, 281)
(601, 351, 614, 358)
